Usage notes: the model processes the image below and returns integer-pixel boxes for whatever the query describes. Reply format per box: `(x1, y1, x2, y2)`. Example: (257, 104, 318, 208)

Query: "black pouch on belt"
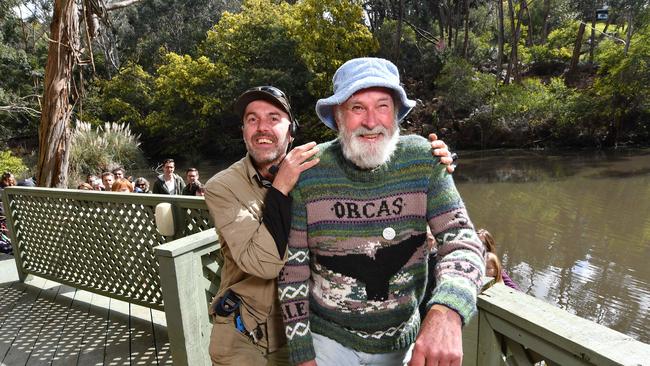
(213, 289, 240, 317)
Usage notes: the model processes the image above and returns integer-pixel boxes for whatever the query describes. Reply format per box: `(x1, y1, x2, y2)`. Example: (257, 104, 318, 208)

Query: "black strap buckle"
(213, 289, 240, 317)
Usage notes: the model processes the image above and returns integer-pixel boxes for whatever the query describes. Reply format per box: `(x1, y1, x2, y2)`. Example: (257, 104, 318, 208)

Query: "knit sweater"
(278, 135, 485, 365)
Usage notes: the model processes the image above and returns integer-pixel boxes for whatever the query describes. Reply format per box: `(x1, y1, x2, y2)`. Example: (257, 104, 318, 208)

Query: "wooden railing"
(463, 283, 650, 365)
(3, 187, 649, 366)
(1, 186, 214, 310)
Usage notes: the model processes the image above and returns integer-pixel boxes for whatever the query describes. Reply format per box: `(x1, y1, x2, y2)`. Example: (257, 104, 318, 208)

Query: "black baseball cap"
(234, 86, 294, 123)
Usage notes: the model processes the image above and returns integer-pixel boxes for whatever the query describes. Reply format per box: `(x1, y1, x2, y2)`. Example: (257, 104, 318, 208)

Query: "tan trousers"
(209, 315, 289, 366)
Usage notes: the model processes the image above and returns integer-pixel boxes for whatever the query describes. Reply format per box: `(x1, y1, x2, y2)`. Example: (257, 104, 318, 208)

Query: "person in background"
(152, 158, 185, 195)
(277, 58, 484, 366)
(112, 167, 127, 181)
(0, 172, 17, 216)
(111, 178, 134, 193)
(477, 228, 520, 291)
(185, 181, 204, 196)
(196, 185, 205, 196)
(1, 172, 16, 190)
(17, 176, 36, 187)
(77, 182, 94, 190)
(101, 172, 115, 191)
(182, 168, 201, 195)
(133, 177, 151, 193)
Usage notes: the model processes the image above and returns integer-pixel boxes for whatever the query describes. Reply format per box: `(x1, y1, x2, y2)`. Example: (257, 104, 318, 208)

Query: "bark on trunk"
(568, 22, 586, 76)
(540, 0, 551, 44)
(395, 0, 404, 64)
(505, 0, 520, 84)
(589, 12, 596, 64)
(496, 0, 505, 82)
(624, 13, 633, 55)
(523, 0, 534, 46)
(462, 0, 470, 58)
(36, 0, 79, 188)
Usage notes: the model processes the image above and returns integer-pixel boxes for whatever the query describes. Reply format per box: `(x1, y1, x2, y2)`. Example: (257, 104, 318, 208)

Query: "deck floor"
(0, 254, 172, 366)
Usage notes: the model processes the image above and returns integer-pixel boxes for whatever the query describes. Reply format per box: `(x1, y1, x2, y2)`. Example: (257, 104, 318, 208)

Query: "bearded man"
(277, 58, 485, 366)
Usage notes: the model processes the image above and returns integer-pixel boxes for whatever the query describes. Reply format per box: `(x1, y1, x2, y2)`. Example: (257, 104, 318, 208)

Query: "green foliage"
(288, 0, 378, 95)
(108, 0, 238, 73)
(68, 121, 147, 187)
(547, 20, 581, 50)
(80, 62, 155, 128)
(591, 25, 650, 144)
(0, 1, 48, 145)
(526, 44, 572, 65)
(0, 150, 28, 177)
(83, 0, 377, 159)
(436, 57, 496, 114)
(202, 0, 309, 96)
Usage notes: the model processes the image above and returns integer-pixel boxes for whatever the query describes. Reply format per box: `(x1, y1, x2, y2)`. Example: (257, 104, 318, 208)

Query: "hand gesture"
(429, 134, 457, 174)
(272, 141, 320, 195)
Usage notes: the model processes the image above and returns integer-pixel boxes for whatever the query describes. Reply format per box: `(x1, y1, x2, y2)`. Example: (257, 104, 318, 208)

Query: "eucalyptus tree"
(37, 0, 145, 188)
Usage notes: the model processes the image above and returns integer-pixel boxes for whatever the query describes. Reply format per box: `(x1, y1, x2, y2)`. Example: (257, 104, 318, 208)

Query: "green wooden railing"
(463, 282, 650, 365)
(3, 187, 649, 366)
(1, 186, 215, 311)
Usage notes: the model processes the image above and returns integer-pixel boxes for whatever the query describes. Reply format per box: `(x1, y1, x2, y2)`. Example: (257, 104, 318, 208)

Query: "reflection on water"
(455, 148, 650, 343)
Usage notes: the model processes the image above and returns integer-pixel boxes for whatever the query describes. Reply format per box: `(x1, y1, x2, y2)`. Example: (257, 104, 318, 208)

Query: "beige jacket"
(204, 154, 287, 351)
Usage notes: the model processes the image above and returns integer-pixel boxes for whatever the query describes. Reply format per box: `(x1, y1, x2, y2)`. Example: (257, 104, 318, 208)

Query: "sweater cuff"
(288, 335, 316, 365)
(427, 281, 477, 326)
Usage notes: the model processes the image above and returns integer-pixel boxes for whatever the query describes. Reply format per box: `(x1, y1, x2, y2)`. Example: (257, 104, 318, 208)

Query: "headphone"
(289, 118, 299, 137)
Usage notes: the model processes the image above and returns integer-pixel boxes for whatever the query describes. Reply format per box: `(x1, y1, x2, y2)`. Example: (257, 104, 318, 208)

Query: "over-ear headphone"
(289, 118, 299, 137)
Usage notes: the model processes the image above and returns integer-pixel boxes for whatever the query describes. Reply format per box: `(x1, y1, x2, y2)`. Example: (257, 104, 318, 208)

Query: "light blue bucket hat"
(316, 57, 416, 130)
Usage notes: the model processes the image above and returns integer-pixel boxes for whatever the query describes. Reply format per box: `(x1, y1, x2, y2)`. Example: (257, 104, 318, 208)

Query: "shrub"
(68, 121, 148, 187)
(0, 150, 28, 178)
(436, 56, 496, 115)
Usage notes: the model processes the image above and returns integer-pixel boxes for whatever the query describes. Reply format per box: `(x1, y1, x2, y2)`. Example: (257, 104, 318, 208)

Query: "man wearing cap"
(204, 86, 320, 365)
(277, 58, 484, 366)
(204, 84, 456, 365)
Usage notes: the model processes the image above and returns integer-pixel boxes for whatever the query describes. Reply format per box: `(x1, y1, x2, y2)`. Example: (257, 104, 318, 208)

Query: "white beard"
(339, 122, 399, 169)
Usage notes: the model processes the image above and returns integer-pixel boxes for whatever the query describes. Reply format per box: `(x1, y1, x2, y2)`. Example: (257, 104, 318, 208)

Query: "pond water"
(139, 147, 650, 343)
(453, 148, 650, 343)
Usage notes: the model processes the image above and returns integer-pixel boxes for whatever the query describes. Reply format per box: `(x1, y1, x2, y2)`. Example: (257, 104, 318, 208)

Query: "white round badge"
(382, 227, 396, 240)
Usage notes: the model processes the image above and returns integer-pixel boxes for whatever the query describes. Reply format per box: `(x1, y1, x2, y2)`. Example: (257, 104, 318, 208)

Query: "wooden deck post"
(155, 230, 221, 366)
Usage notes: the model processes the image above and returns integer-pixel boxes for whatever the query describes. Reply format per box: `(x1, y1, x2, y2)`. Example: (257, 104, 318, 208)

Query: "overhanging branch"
(0, 104, 42, 117)
(105, 0, 144, 11)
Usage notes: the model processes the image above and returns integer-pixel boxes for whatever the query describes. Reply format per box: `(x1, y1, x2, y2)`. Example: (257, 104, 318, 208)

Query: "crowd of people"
(0, 161, 205, 255)
(76, 159, 205, 196)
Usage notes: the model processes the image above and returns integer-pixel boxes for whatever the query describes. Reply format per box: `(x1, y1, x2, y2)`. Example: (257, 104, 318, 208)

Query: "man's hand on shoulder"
(409, 304, 463, 366)
(297, 360, 317, 366)
(428, 133, 456, 174)
(272, 141, 320, 195)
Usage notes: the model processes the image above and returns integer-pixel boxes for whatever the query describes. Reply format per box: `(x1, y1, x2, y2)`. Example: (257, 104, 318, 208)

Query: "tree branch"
(0, 104, 41, 117)
(105, 0, 144, 11)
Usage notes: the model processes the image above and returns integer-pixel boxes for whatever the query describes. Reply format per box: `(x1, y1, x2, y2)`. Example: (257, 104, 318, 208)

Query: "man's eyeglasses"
(136, 183, 146, 187)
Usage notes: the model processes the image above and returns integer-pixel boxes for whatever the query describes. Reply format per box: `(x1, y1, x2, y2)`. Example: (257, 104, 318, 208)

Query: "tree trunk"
(462, 0, 470, 58)
(540, 0, 551, 44)
(395, 0, 404, 63)
(568, 22, 586, 76)
(589, 10, 596, 64)
(36, 0, 79, 188)
(523, 0, 534, 46)
(505, 0, 519, 84)
(624, 12, 633, 55)
(437, 5, 446, 41)
(496, 0, 505, 83)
